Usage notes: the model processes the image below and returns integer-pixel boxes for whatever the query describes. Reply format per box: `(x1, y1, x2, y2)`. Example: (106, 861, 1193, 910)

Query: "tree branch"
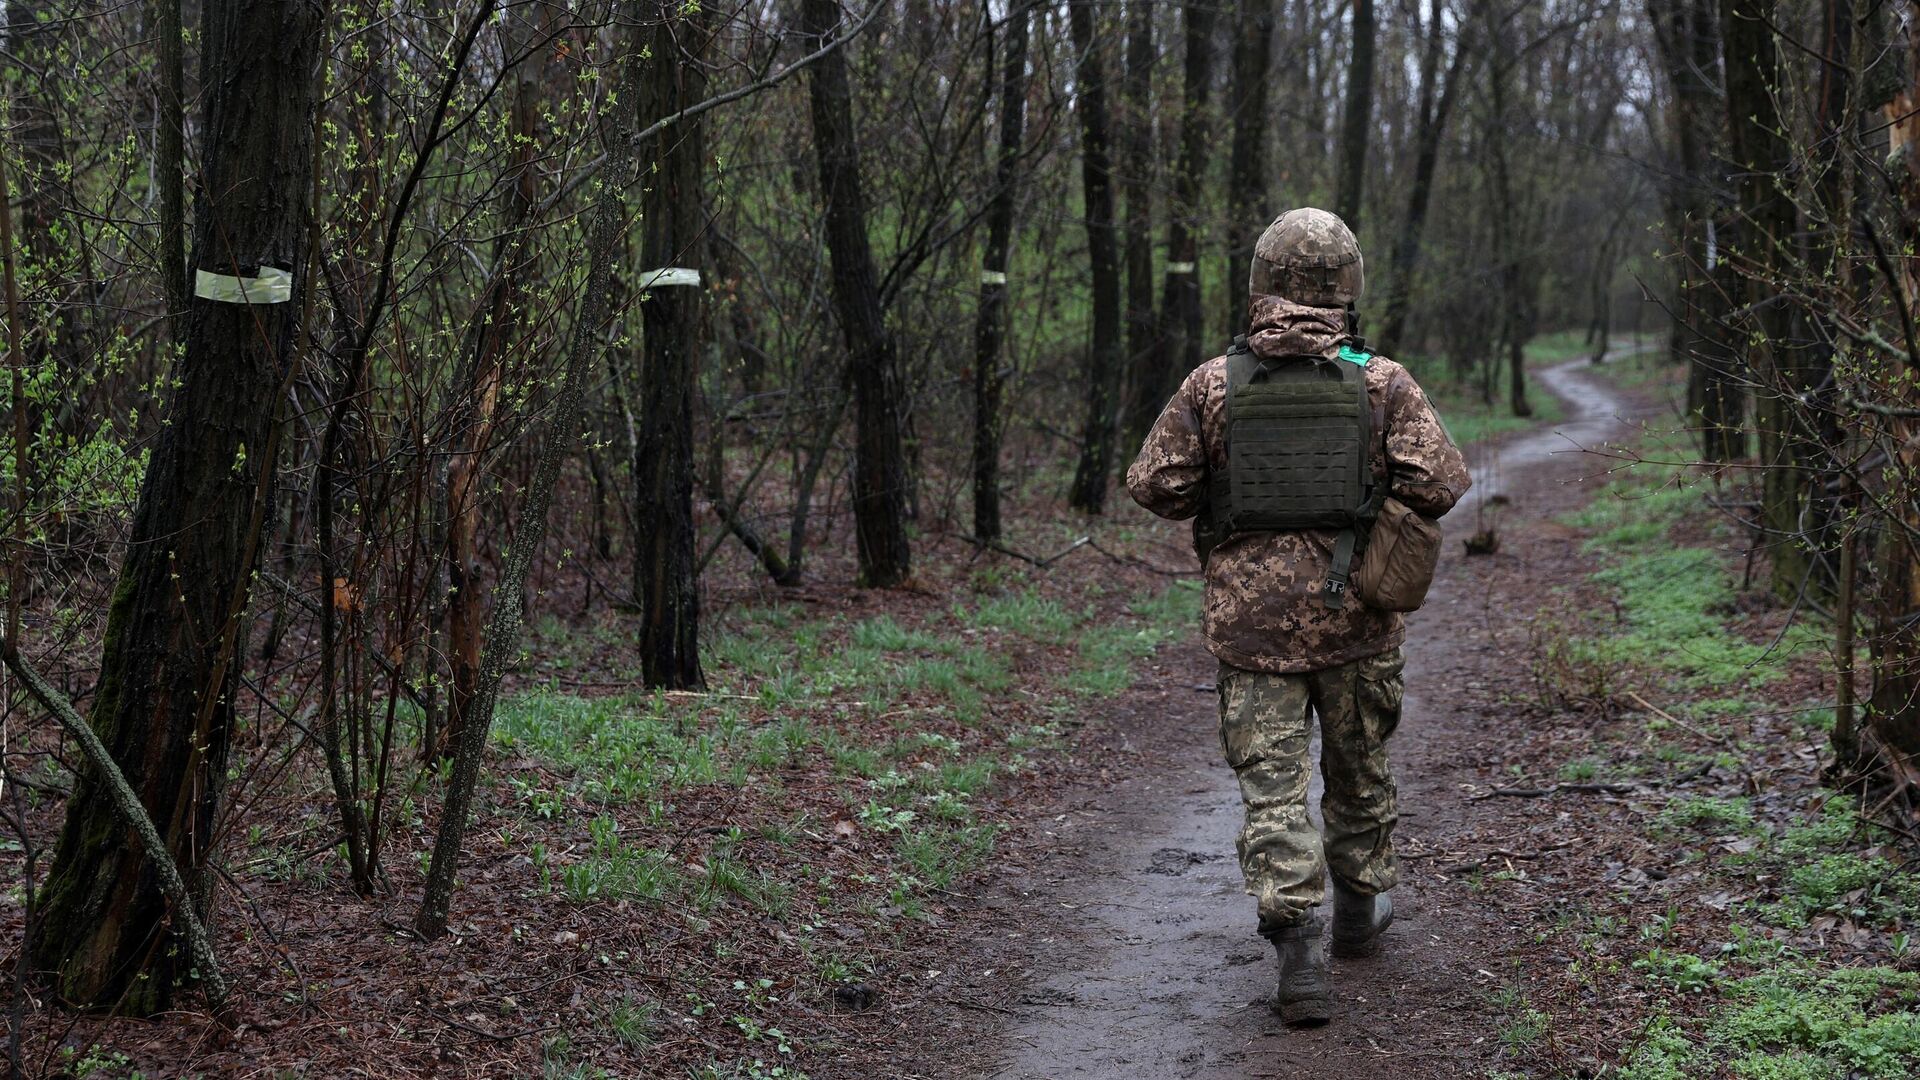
(0, 642, 231, 1018)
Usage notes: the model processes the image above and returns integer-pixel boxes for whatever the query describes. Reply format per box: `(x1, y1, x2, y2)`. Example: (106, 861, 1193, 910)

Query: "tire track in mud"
(970, 354, 1652, 1080)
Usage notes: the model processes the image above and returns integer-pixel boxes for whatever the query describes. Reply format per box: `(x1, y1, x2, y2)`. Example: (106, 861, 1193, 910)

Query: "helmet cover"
(1250, 207, 1365, 309)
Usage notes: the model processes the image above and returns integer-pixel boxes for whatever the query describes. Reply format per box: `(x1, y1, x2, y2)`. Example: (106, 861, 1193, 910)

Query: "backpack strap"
(1325, 528, 1358, 608)
(1323, 358, 1374, 610)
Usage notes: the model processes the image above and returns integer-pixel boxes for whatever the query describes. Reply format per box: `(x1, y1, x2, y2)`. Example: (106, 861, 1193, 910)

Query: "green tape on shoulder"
(1336, 344, 1372, 366)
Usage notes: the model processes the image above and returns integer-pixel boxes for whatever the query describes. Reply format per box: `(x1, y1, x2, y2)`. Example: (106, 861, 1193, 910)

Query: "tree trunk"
(1067, 0, 1125, 513)
(1719, 0, 1801, 602)
(417, 6, 645, 938)
(801, 0, 912, 584)
(1765, 0, 1851, 601)
(1117, 0, 1159, 450)
(444, 4, 545, 755)
(1379, 0, 1467, 351)
(971, 0, 1032, 542)
(1649, 0, 1740, 461)
(30, 0, 319, 1013)
(635, 0, 711, 689)
(153, 0, 186, 324)
(1333, 0, 1375, 229)
(1153, 1, 1214, 410)
(1483, 16, 1530, 418)
(1867, 0, 1920, 767)
(1222, 0, 1275, 340)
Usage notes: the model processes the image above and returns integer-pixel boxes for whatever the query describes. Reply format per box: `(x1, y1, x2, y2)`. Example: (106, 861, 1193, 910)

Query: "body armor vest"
(1206, 336, 1377, 606)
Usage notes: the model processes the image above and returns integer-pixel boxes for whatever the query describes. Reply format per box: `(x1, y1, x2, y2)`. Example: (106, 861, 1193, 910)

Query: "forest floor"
(7, 340, 1916, 1080)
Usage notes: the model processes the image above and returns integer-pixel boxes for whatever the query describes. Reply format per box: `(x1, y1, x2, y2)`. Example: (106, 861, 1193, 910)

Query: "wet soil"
(908, 355, 1658, 1080)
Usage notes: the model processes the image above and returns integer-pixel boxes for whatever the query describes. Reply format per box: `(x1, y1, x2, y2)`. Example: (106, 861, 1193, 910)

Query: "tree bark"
(971, 0, 1032, 542)
(1222, 0, 1275, 340)
(1117, 0, 1159, 450)
(417, 5, 645, 938)
(1379, 0, 1468, 351)
(1334, 0, 1375, 229)
(1067, 0, 1125, 513)
(153, 0, 187, 323)
(1483, 10, 1531, 418)
(30, 0, 319, 1013)
(1151, 1, 1214, 427)
(1868, 0, 1920, 766)
(1766, 0, 1851, 601)
(635, 0, 711, 689)
(1649, 0, 1739, 461)
(1719, 0, 1803, 603)
(444, 3, 545, 756)
(801, 0, 912, 584)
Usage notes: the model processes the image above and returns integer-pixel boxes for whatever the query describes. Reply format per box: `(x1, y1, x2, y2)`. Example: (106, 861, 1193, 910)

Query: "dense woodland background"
(0, 0, 1917, 1075)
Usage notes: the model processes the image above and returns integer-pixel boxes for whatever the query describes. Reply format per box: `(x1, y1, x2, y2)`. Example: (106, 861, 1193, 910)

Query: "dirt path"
(953, 355, 1653, 1080)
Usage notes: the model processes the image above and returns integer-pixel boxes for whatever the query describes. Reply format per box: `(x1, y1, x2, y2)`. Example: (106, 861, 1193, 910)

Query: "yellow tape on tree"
(194, 266, 293, 304)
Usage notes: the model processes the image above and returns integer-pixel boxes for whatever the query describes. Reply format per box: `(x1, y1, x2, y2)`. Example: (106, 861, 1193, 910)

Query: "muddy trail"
(916, 354, 1656, 1080)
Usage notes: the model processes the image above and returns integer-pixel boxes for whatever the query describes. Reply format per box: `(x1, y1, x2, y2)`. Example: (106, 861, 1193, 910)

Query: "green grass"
(602, 994, 660, 1049)
(1540, 454, 1819, 696)
(1417, 365, 1568, 446)
(1619, 965, 1920, 1080)
(958, 590, 1076, 641)
(1061, 581, 1202, 697)
(1655, 795, 1758, 835)
(507, 574, 1204, 938)
(562, 815, 683, 903)
(1595, 787, 1920, 1076)
(1523, 328, 1598, 364)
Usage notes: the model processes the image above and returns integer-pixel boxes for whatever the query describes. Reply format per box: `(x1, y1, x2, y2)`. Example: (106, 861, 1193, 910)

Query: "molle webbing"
(1209, 349, 1372, 535)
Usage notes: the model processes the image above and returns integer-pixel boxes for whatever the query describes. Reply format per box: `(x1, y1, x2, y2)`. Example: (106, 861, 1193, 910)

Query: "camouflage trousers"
(1217, 647, 1404, 935)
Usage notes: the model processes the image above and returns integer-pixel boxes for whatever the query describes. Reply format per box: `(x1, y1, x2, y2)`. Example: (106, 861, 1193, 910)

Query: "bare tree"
(635, 0, 713, 689)
(1335, 0, 1377, 228)
(972, 0, 1035, 541)
(1223, 0, 1277, 338)
(1067, 0, 1125, 513)
(802, 0, 913, 582)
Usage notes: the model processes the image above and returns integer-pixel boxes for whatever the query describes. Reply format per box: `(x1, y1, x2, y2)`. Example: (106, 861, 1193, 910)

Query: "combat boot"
(1268, 918, 1330, 1026)
(1330, 878, 1393, 958)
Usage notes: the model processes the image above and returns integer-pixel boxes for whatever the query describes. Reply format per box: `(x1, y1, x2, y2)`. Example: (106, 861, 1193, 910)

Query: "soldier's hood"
(1247, 296, 1345, 360)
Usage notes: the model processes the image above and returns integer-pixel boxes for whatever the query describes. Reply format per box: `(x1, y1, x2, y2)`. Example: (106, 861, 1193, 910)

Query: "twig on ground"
(1086, 538, 1200, 577)
(959, 533, 1093, 569)
(1470, 782, 1636, 800)
(1625, 690, 1730, 747)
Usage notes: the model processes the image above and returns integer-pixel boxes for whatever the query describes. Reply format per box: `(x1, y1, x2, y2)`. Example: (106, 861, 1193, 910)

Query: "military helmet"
(1249, 207, 1364, 309)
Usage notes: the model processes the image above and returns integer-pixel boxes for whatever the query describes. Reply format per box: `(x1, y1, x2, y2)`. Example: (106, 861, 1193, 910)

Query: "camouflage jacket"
(1125, 297, 1471, 674)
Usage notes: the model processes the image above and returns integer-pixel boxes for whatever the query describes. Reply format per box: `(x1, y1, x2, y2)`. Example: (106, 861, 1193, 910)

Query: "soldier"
(1125, 207, 1470, 1026)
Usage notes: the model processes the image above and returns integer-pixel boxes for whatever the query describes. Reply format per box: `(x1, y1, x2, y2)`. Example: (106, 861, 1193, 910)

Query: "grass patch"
(1421, 369, 1569, 446)
(1535, 442, 1820, 703)
(1619, 965, 1920, 1080)
(1523, 328, 1598, 364)
(1060, 581, 1202, 697)
(562, 815, 683, 903)
(497, 565, 1204, 1063)
(1656, 795, 1758, 835)
(959, 589, 1076, 641)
